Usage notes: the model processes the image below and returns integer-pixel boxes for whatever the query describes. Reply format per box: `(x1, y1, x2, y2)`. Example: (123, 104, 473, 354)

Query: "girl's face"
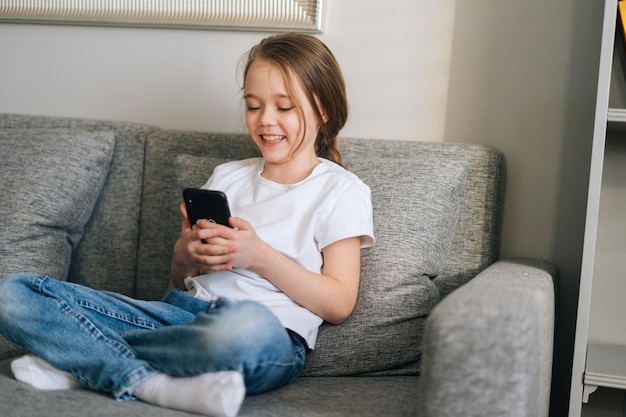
(244, 59, 324, 178)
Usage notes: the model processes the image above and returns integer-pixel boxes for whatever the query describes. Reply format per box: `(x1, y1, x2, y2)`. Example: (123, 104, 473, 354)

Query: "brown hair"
(242, 33, 348, 165)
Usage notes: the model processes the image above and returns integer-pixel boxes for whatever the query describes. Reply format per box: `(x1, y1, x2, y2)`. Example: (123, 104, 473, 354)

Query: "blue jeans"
(0, 274, 306, 400)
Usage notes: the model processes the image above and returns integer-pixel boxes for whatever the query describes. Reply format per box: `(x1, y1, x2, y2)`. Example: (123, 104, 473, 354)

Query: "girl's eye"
(247, 106, 260, 112)
(279, 106, 295, 112)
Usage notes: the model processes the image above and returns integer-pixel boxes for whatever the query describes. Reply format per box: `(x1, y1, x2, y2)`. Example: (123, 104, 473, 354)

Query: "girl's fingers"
(194, 252, 234, 271)
(195, 224, 239, 247)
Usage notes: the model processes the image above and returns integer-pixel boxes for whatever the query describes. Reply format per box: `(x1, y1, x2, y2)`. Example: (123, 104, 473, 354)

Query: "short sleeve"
(315, 180, 375, 251)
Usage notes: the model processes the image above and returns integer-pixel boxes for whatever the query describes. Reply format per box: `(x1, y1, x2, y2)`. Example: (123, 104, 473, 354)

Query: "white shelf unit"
(608, 107, 626, 122)
(572, 1, 626, 415)
(584, 343, 626, 400)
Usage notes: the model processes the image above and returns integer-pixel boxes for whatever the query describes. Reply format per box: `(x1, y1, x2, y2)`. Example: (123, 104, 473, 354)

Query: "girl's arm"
(211, 216, 361, 325)
(253, 233, 362, 325)
(172, 206, 363, 324)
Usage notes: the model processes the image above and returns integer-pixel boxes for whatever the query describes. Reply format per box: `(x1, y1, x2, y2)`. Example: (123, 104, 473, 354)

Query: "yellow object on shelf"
(619, 1, 626, 46)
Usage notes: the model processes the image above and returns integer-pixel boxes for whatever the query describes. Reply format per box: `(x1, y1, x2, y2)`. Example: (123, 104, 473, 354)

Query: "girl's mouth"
(261, 135, 286, 143)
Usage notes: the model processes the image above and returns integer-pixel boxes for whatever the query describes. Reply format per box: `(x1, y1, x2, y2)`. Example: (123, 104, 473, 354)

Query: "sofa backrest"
(135, 132, 505, 301)
(339, 139, 506, 298)
(0, 114, 505, 376)
(0, 114, 504, 301)
(0, 113, 158, 295)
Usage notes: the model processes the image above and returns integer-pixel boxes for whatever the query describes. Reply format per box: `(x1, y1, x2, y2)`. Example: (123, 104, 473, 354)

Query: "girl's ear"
(315, 96, 329, 123)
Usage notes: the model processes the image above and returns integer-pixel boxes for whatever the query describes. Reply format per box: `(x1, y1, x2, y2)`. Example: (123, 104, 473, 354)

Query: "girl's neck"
(261, 155, 320, 185)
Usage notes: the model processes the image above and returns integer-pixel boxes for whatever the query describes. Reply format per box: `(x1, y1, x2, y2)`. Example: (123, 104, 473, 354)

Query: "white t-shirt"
(184, 157, 375, 348)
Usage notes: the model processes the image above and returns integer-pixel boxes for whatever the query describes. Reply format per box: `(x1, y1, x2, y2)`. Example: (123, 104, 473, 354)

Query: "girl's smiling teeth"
(262, 135, 286, 143)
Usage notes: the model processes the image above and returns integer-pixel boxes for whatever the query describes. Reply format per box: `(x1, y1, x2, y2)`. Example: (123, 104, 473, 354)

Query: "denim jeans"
(0, 274, 306, 400)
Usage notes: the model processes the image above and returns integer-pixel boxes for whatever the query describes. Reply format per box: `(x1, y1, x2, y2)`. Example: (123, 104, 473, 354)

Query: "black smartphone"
(182, 188, 232, 227)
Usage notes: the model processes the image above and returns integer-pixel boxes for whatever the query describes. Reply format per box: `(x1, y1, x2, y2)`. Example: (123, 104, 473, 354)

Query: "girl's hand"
(171, 203, 237, 288)
(225, 217, 267, 272)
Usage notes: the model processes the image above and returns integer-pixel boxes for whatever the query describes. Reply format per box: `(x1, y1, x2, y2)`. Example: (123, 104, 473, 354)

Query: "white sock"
(11, 354, 82, 390)
(132, 371, 245, 417)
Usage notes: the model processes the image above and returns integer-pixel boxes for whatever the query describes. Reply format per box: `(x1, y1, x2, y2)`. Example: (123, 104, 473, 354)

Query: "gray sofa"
(0, 113, 557, 417)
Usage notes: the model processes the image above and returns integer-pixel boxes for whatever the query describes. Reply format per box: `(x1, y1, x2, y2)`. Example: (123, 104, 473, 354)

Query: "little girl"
(0, 33, 374, 417)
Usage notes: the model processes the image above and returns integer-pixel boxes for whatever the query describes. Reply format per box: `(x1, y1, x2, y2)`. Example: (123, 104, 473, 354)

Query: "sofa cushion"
(300, 158, 467, 376)
(339, 139, 506, 299)
(175, 154, 231, 191)
(0, 129, 115, 280)
(174, 154, 467, 376)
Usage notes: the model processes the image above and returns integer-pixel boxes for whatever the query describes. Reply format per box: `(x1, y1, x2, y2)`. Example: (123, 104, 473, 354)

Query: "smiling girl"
(0, 33, 374, 417)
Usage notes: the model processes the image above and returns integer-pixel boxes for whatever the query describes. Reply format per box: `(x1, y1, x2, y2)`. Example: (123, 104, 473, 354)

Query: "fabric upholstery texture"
(420, 259, 556, 417)
(0, 129, 115, 280)
(175, 155, 232, 190)
(339, 139, 506, 298)
(0, 113, 158, 295)
(0, 357, 421, 417)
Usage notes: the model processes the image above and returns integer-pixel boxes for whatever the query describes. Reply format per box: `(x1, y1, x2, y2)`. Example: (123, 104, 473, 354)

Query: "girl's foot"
(11, 354, 82, 390)
(132, 370, 245, 417)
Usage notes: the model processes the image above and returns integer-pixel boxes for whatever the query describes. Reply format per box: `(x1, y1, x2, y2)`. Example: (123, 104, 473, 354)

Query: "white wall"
(0, 1, 456, 141)
(0, 0, 605, 414)
(443, 2, 603, 414)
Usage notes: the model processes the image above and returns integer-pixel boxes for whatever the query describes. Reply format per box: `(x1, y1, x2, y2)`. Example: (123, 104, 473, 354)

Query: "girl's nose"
(259, 108, 277, 126)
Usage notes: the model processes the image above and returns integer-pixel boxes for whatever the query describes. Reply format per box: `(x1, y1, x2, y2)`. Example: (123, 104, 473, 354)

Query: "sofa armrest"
(419, 259, 557, 417)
